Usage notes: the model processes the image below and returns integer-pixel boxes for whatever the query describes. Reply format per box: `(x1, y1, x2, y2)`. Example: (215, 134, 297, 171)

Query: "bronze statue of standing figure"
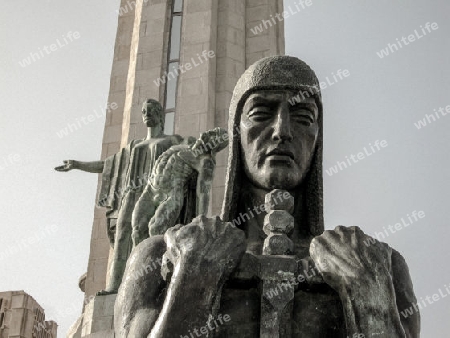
(56, 99, 186, 294)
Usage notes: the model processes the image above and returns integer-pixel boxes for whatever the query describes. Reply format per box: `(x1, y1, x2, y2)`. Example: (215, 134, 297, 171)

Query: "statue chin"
(250, 170, 303, 191)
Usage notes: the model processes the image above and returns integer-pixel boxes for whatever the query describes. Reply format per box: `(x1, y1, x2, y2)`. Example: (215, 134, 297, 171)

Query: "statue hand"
(162, 215, 246, 283)
(310, 226, 393, 295)
(54, 160, 77, 172)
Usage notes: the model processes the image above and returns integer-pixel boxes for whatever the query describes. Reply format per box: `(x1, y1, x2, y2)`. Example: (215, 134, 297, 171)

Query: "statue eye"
(248, 107, 273, 121)
(291, 110, 314, 126)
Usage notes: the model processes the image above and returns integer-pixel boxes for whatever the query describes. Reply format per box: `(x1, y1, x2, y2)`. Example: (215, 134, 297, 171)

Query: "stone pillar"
(82, 0, 285, 306)
(84, 0, 137, 301)
(246, 0, 285, 66)
(210, 0, 246, 214)
(211, 0, 285, 215)
(120, 0, 171, 146)
(81, 294, 117, 338)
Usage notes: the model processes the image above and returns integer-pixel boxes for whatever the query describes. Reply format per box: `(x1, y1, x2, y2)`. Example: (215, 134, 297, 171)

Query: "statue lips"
(266, 148, 295, 163)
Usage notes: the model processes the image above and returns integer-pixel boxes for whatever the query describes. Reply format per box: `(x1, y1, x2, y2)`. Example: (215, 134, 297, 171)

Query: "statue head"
(221, 56, 324, 236)
(240, 90, 319, 190)
(142, 99, 164, 128)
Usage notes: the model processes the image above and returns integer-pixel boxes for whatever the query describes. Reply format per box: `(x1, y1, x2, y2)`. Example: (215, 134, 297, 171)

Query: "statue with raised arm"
(114, 56, 420, 337)
(131, 127, 228, 247)
(55, 99, 186, 294)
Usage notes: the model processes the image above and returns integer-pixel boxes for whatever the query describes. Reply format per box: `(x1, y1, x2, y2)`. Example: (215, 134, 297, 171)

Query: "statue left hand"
(310, 225, 393, 294)
(55, 160, 76, 172)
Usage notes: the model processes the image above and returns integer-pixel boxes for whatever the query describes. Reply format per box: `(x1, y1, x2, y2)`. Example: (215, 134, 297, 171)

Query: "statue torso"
(211, 213, 347, 338)
(214, 279, 346, 337)
(126, 135, 182, 189)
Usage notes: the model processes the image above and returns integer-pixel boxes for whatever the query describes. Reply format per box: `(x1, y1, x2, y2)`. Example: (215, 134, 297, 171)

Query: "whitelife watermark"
(414, 103, 450, 130)
(325, 140, 388, 177)
(56, 102, 118, 139)
(153, 50, 216, 87)
(231, 191, 293, 228)
(288, 69, 350, 106)
(18, 31, 81, 68)
(192, 133, 229, 158)
(180, 314, 231, 338)
(265, 260, 329, 299)
(129, 258, 163, 281)
(97, 172, 150, 209)
(0, 153, 21, 171)
(0, 225, 59, 261)
(400, 283, 450, 319)
(376, 22, 439, 59)
(116, 0, 137, 16)
(363, 210, 425, 247)
(250, 0, 313, 36)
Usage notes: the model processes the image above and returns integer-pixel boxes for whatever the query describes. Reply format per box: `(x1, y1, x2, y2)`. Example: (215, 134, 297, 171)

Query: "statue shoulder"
(390, 248, 420, 336)
(171, 134, 196, 146)
(155, 144, 190, 166)
(391, 248, 415, 291)
(129, 138, 148, 150)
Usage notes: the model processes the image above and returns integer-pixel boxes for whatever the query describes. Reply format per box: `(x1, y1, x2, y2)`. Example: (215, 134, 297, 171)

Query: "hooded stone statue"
(114, 56, 420, 338)
(221, 55, 324, 238)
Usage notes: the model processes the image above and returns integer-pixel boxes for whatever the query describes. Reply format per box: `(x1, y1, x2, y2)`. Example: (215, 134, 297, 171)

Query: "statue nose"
(272, 109, 293, 142)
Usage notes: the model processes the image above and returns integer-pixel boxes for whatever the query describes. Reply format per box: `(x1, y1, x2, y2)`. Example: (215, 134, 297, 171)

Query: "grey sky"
(1, 0, 449, 336)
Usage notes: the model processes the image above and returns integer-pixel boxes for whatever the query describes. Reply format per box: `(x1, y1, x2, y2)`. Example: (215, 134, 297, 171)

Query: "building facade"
(0, 291, 57, 338)
(84, 0, 285, 306)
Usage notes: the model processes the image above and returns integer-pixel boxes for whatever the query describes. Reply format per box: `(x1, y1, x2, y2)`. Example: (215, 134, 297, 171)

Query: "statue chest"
(214, 286, 346, 337)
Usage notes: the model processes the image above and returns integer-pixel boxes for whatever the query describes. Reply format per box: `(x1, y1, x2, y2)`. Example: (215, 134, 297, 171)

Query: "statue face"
(239, 90, 319, 190)
(142, 101, 162, 127)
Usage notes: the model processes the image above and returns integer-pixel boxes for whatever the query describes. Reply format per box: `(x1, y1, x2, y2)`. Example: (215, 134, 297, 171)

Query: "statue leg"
(114, 236, 167, 338)
(131, 185, 156, 248)
(104, 191, 136, 294)
(148, 189, 184, 236)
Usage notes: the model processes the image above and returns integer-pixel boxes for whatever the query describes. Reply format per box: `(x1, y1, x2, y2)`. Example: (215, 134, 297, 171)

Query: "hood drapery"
(221, 55, 324, 236)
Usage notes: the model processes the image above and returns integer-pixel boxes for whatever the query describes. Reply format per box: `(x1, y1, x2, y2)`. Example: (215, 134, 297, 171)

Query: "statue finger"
(54, 165, 67, 171)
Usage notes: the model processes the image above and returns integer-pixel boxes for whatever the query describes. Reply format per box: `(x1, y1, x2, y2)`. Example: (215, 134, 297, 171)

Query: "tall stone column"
(83, 0, 136, 302)
(82, 0, 285, 305)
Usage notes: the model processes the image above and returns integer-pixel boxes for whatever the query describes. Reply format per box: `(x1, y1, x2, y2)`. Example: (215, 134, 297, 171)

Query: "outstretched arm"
(55, 160, 104, 173)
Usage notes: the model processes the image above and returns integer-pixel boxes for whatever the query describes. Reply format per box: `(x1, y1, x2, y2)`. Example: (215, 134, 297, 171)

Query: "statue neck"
(146, 125, 163, 140)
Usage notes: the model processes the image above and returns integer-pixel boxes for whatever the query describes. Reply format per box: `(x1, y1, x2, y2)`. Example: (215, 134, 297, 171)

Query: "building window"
(164, 0, 183, 135)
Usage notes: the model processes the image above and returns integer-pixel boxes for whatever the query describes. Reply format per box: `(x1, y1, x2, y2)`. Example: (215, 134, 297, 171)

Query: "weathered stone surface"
(82, 294, 117, 336)
(263, 210, 294, 235)
(56, 99, 184, 295)
(131, 127, 228, 246)
(264, 189, 294, 213)
(114, 56, 419, 338)
(262, 233, 294, 255)
(70, 1, 286, 334)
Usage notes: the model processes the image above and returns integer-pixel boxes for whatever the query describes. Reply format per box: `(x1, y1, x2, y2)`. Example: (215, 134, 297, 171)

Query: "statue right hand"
(162, 215, 246, 282)
(54, 160, 76, 172)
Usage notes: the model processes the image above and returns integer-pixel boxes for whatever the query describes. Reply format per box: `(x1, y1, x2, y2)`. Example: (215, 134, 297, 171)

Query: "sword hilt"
(263, 189, 295, 255)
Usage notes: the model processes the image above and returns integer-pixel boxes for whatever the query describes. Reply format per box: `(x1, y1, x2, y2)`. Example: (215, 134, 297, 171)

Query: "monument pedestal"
(81, 294, 116, 338)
